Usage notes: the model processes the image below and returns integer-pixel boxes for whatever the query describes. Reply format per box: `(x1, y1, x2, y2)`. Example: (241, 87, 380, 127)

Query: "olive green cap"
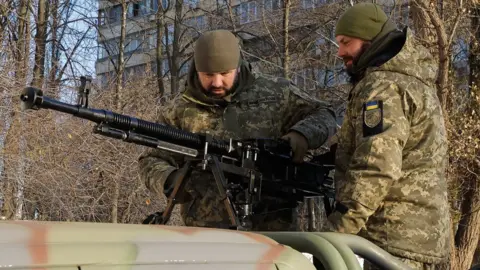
(193, 30, 241, 73)
(335, 3, 397, 42)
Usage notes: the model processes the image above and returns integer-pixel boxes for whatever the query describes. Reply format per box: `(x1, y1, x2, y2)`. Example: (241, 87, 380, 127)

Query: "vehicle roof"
(0, 220, 316, 270)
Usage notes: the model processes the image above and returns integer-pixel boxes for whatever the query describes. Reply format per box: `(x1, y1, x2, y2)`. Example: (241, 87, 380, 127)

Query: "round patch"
(364, 109, 381, 128)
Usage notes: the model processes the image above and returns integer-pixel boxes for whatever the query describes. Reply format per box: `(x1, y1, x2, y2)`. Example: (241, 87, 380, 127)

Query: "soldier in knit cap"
(326, 3, 451, 269)
(138, 29, 337, 231)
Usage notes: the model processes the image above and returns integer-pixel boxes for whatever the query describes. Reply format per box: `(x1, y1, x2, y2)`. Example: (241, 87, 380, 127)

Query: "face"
(197, 68, 239, 98)
(336, 35, 368, 72)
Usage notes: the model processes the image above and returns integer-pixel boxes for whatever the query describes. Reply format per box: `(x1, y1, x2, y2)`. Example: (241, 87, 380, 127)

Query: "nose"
(337, 45, 346, 58)
(211, 75, 223, 87)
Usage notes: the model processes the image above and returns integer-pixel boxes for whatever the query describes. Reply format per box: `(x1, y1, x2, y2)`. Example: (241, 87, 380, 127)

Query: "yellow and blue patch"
(365, 100, 379, 111)
(363, 100, 383, 137)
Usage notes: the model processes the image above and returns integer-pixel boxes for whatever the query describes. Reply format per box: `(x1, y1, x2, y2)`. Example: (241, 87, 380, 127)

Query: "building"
(94, 0, 412, 104)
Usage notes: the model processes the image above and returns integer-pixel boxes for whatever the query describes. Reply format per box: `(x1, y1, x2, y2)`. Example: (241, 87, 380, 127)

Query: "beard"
(203, 71, 239, 98)
(344, 42, 371, 77)
(204, 86, 230, 97)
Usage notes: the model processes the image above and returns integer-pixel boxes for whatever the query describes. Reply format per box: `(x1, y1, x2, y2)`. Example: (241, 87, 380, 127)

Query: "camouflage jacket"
(139, 61, 337, 231)
(327, 28, 450, 264)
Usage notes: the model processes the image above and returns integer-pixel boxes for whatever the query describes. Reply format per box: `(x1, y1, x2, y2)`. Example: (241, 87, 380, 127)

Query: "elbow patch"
(363, 100, 383, 137)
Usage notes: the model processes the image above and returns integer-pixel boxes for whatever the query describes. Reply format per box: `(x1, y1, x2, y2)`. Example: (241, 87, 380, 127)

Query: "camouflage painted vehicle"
(0, 220, 415, 270)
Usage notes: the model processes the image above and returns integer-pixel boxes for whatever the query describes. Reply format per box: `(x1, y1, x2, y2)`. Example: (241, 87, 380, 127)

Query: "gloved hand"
(163, 169, 192, 203)
(281, 131, 309, 163)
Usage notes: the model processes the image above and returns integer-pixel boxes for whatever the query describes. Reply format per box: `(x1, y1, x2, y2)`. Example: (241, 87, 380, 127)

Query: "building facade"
(94, 0, 412, 102)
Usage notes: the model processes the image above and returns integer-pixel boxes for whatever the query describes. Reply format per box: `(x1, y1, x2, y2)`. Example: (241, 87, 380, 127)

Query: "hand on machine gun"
(281, 131, 309, 163)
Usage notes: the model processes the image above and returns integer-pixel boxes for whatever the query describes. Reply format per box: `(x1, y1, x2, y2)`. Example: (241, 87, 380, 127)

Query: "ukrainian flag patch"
(363, 100, 383, 137)
(365, 100, 379, 111)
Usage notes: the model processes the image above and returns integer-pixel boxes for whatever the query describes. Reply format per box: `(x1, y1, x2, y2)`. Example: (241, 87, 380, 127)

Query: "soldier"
(326, 3, 451, 270)
(138, 29, 337, 231)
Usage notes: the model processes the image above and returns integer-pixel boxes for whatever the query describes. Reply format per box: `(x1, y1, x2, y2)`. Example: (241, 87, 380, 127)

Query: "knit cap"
(335, 3, 397, 42)
(194, 30, 241, 73)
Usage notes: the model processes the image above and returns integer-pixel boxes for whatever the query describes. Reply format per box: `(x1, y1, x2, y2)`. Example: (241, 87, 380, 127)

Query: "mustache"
(342, 55, 354, 63)
(207, 86, 228, 92)
(204, 86, 229, 97)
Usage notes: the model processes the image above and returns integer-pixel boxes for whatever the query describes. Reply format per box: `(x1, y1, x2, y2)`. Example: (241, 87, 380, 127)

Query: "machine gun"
(19, 78, 335, 231)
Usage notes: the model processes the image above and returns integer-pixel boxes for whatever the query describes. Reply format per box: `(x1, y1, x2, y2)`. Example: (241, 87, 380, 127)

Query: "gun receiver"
(20, 84, 335, 231)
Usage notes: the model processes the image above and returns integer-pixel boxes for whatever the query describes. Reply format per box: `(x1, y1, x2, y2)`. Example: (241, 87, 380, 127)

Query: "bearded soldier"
(138, 29, 337, 231)
(326, 3, 451, 269)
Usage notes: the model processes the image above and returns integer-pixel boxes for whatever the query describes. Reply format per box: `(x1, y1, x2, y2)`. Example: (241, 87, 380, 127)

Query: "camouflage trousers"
(363, 256, 436, 270)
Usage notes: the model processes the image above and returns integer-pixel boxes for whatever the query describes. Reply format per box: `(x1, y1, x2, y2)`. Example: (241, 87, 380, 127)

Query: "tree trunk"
(0, 1, 13, 44)
(453, 176, 480, 270)
(15, 0, 29, 83)
(411, 0, 450, 110)
(169, 0, 183, 94)
(1, 0, 30, 220)
(48, 0, 59, 91)
(282, 0, 291, 79)
(155, 4, 165, 96)
(111, 0, 128, 224)
(32, 0, 49, 88)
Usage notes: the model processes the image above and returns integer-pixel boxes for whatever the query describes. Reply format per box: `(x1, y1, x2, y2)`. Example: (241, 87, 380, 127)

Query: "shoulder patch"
(363, 100, 383, 137)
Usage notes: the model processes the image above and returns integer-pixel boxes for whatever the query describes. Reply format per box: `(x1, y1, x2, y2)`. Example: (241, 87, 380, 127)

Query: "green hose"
(313, 233, 363, 270)
(258, 231, 348, 270)
(313, 232, 414, 270)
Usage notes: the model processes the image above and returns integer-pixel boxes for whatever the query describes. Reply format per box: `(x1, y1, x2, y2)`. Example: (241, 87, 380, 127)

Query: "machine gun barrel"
(20, 87, 232, 156)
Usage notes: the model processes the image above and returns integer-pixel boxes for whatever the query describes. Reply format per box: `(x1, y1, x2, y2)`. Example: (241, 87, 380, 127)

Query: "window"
(98, 74, 108, 87)
(151, 60, 170, 76)
(127, 0, 150, 17)
(185, 0, 200, 8)
(148, 29, 157, 49)
(162, 59, 170, 76)
(234, 1, 258, 24)
(146, 26, 174, 48)
(108, 5, 122, 24)
(98, 10, 107, 25)
(264, 0, 283, 11)
(185, 15, 206, 31)
(101, 39, 120, 57)
(98, 45, 107, 59)
(125, 37, 140, 53)
(162, 24, 174, 46)
(153, 0, 170, 11)
(302, 0, 326, 9)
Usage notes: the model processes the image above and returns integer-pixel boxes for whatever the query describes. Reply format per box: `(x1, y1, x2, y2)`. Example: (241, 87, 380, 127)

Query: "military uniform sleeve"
(138, 98, 185, 196)
(327, 80, 411, 234)
(282, 84, 337, 149)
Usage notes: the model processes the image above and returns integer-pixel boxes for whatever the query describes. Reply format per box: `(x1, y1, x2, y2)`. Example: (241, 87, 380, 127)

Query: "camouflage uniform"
(363, 257, 436, 270)
(139, 60, 337, 231)
(327, 27, 451, 266)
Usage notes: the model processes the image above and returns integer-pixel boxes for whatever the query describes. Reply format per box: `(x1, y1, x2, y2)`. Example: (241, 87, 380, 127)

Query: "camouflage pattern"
(364, 256, 435, 270)
(139, 60, 337, 231)
(0, 220, 317, 269)
(327, 28, 451, 264)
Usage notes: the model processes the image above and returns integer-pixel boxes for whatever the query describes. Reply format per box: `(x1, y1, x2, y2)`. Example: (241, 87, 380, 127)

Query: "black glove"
(281, 131, 309, 163)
